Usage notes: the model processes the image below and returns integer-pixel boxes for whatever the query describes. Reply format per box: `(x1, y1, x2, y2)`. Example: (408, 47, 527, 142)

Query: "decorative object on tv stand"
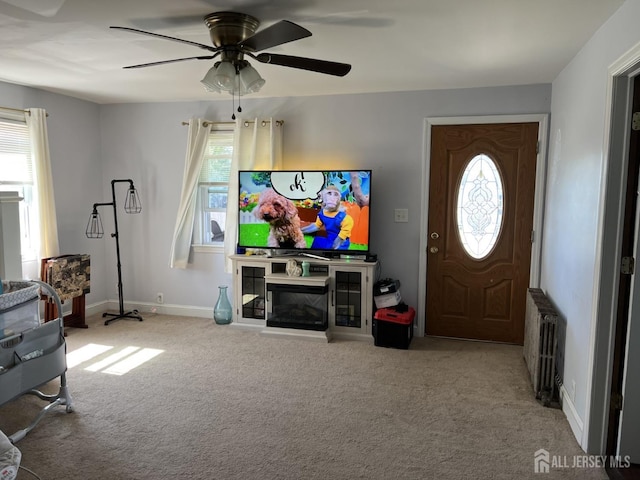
(86, 179, 143, 326)
(286, 259, 302, 277)
(214, 285, 233, 325)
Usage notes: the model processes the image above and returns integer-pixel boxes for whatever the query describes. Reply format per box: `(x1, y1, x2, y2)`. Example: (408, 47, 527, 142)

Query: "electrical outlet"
(571, 380, 576, 401)
(394, 208, 409, 223)
(156, 293, 164, 304)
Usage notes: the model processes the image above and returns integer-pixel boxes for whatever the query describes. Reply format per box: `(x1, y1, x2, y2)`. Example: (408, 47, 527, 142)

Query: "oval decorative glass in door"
(456, 153, 504, 259)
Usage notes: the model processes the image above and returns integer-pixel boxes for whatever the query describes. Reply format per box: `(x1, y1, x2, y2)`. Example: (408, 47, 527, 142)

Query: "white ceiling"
(0, 0, 625, 104)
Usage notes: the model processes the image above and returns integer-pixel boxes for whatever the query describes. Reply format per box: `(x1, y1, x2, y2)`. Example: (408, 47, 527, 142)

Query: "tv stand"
(298, 252, 334, 261)
(269, 250, 335, 261)
(229, 254, 378, 342)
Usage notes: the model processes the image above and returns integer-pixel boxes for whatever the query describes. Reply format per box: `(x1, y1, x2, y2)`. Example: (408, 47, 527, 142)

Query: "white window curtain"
(169, 119, 213, 268)
(25, 108, 60, 260)
(223, 117, 283, 272)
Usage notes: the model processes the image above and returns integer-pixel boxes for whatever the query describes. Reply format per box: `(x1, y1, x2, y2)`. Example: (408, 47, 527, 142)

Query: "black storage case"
(372, 306, 415, 349)
(373, 279, 401, 296)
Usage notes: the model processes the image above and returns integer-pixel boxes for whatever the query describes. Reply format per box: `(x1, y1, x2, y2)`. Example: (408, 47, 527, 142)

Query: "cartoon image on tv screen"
(254, 187, 307, 248)
(238, 171, 371, 251)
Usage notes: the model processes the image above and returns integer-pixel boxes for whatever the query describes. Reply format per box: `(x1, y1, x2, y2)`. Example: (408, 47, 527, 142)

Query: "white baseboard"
(560, 384, 585, 448)
(85, 300, 108, 318)
(86, 300, 214, 319)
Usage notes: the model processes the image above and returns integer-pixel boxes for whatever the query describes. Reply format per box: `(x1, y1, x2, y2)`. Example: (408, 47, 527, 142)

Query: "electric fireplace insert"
(266, 283, 328, 331)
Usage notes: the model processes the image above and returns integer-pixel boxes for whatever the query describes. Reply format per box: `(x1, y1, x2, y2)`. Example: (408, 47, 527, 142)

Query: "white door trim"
(585, 40, 640, 456)
(417, 114, 549, 338)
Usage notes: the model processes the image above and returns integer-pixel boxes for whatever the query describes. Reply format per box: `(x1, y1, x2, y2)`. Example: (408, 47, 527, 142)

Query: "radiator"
(523, 288, 561, 407)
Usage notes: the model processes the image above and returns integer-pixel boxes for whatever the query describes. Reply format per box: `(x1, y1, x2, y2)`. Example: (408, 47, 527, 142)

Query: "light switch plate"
(394, 208, 409, 223)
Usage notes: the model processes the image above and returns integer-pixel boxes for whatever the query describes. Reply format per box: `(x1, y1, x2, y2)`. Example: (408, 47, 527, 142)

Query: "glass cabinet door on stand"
(334, 270, 362, 328)
(330, 265, 373, 337)
(234, 263, 266, 326)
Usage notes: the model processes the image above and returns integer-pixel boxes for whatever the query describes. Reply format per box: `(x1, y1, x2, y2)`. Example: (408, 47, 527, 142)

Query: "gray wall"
(0, 81, 105, 304)
(97, 85, 551, 311)
(1, 80, 551, 315)
(543, 0, 640, 454)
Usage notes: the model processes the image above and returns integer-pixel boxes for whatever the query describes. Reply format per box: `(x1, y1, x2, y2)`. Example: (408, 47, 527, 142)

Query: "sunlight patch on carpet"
(101, 348, 164, 376)
(66, 344, 164, 375)
(66, 343, 113, 368)
(84, 346, 141, 372)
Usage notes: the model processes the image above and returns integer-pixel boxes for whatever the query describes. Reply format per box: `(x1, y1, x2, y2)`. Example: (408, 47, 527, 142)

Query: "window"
(0, 115, 39, 261)
(456, 153, 504, 259)
(194, 126, 234, 246)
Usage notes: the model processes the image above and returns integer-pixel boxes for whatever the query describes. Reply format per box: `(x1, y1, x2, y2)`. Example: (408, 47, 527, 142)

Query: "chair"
(211, 220, 225, 242)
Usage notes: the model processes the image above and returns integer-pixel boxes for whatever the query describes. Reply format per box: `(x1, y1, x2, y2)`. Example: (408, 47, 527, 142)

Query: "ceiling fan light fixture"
(200, 66, 222, 92)
(239, 63, 265, 94)
(114, 12, 352, 102)
(213, 60, 236, 91)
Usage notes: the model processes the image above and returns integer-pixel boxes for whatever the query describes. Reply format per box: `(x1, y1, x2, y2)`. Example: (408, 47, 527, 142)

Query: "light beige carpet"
(0, 313, 607, 480)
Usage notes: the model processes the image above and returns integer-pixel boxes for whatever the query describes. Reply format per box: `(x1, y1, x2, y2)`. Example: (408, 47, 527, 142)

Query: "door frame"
(585, 43, 640, 455)
(417, 114, 550, 337)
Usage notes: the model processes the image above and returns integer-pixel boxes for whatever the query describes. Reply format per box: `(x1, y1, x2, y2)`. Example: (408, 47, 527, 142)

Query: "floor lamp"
(86, 179, 143, 325)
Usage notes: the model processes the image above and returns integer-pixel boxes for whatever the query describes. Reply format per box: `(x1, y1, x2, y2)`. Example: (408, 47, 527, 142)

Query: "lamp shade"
(86, 211, 104, 239)
(200, 66, 222, 92)
(239, 63, 265, 94)
(213, 61, 236, 91)
(124, 186, 141, 214)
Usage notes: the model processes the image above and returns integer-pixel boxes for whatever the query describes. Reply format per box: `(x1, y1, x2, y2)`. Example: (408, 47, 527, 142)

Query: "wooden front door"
(426, 123, 538, 344)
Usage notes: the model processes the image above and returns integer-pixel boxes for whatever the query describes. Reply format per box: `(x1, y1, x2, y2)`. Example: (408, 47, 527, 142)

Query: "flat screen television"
(238, 170, 371, 256)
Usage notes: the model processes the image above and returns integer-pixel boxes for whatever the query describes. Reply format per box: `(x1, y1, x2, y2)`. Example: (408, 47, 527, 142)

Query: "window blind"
(198, 131, 234, 184)
(0, 118, 33, 185)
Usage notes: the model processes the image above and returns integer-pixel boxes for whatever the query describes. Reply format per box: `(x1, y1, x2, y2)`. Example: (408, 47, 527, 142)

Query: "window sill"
(192, 244, 225, 254)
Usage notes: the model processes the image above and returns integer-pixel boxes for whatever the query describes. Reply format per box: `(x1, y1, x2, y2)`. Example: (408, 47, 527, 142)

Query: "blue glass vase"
(214, 285, 233, 325)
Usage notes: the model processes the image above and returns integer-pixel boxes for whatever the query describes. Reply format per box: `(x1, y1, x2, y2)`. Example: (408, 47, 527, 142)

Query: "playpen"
(0, 280, 72, 444)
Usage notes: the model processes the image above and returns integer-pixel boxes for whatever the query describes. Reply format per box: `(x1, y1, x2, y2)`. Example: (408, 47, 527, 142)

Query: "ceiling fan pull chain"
(236, 69, 242, 115)
(231, 90, 236, 120)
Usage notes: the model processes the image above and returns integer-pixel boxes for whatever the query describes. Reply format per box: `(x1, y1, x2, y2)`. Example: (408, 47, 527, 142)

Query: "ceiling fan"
(111, 11, 352, 97)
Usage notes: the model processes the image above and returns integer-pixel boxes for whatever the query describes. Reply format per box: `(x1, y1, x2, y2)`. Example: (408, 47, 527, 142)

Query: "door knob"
(429, 247, 439, 254)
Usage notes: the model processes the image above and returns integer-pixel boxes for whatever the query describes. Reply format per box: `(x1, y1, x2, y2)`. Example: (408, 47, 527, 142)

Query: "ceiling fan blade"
(110, 26, 217, 53)
(122, 55, 218, 69)
(256, 53, 351, 77)
(241, 20, 311, 52)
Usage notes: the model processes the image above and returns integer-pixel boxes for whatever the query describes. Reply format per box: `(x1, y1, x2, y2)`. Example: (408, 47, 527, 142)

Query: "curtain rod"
(0, 106, 49, 116)
(181, 119, 283, 127)
(181, 121, 232, 127)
